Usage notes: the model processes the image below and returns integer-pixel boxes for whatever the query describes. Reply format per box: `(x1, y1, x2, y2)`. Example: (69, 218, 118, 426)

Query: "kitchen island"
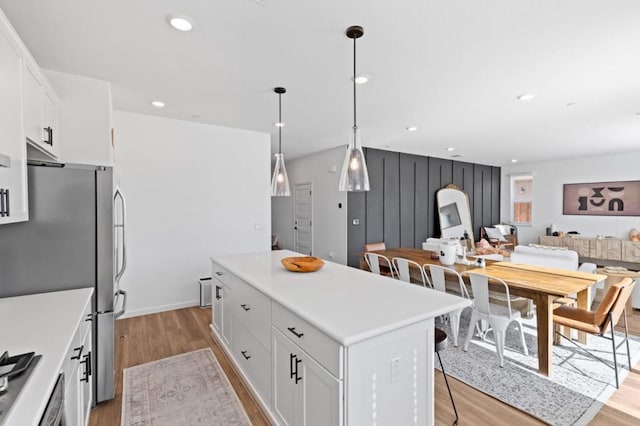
(210, 250, 470, 426)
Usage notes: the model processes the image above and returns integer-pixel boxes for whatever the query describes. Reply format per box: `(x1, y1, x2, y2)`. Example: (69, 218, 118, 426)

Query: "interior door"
(294, 183, 312, 255)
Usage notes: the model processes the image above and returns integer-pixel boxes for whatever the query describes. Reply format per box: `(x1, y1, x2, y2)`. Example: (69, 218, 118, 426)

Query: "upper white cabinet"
(0, 18, 28, 224)
(24, 62, 59, 159)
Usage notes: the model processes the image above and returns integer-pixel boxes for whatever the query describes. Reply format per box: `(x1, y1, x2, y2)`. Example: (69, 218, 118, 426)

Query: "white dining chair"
(426, 264, 471, 346)
(364, 252, 395, 278)
(392, 257, 431, 288)
(463, 273, 529, 367)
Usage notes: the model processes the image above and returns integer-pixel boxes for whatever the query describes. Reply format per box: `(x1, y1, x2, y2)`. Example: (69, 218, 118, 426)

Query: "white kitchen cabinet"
(212, 281, 224, 333)
(0, 18, 28, 224)
(272, 328, 341, 426)
(24, 62, 59, 159)
(62, 300, 93, 426)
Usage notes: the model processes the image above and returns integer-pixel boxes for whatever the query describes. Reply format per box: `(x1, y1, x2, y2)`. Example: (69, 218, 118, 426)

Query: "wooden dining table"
(361, 247, 607, 376)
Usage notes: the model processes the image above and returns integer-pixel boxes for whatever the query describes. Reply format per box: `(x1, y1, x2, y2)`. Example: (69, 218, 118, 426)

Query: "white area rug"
(122, 349, 251, 426)
(437, 308, 640, 425)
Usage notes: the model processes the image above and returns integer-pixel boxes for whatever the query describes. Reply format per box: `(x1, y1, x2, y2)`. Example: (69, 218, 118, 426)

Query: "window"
(510, 174, 533, 224)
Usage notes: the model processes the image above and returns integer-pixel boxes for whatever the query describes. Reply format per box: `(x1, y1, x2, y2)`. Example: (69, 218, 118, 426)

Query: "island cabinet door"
(212, 282, 223, 333)
(272, 327, 342, 426)
(221, 286, 233, 346)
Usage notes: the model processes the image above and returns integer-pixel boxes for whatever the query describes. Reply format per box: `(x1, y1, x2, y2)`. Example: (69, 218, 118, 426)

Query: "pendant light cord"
(353, 36, 357, 131)
(278, 92, 282, 154)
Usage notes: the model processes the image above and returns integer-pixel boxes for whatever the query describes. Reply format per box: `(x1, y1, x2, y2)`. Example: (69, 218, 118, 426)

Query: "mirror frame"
(436, 184, 475, 247)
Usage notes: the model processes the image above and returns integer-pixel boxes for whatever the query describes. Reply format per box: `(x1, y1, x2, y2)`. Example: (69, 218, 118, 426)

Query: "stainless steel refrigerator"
(0, 162, 127, 404)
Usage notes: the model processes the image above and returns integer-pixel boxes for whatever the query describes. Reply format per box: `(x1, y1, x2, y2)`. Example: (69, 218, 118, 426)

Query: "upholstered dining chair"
(364, 252, 395, 278)
(364, 241, 386, 252)
(426, 265, 472, 346)
(553, 278, 636, 388)
(392, 257, 431, 288)
(463, 273, 529, 367)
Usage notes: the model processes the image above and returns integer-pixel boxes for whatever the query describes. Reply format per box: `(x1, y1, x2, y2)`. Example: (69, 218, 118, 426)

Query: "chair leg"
(514, 321, 529, 356)
(495, 329, 505, 368)
(450, 310, 460, 347)
(623, 309, 632, 371)
(610, 314, 619, 389)
(437, 351, 459, 426)
(463, 311, 479, 352)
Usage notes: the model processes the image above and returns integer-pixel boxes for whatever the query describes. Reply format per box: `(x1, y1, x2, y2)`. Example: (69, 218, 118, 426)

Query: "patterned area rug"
(437, 308, 640, 426)
(122, 349, 251, 426)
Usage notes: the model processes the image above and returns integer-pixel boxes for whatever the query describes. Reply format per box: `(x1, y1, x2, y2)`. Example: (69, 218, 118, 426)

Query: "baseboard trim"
(120, 299, 200, 319)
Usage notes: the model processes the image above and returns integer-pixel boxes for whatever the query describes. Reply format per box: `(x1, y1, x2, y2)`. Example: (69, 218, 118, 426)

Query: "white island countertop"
(212, 250, 471, 346)
(0, 288, 93, 426)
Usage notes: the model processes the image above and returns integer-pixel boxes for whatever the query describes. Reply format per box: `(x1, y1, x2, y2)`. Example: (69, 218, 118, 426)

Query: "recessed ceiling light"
(151, 101, 165, 108)
(406, 126, 418, 132)
(511, 159, 518, 163)
(517, 93, 536, 101)
(274, 122, 284, 127)
(166, 14, 194, 32)
(352, 74, 370, 84)
(445, 147, 455, 152)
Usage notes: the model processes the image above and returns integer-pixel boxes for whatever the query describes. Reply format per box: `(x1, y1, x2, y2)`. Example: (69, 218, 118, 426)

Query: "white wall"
(44, 70, 114, 166)
(271, 147, 348, 264)
(114, 111, 271, 317)
(501, 151, 640, 244)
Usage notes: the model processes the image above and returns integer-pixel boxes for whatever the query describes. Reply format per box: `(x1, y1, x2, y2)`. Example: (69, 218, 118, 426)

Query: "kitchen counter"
(212, 250, 470, 346)
(0, 288, 93, 426)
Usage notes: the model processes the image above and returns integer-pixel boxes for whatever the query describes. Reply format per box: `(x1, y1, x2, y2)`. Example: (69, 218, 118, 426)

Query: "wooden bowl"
(281, 256, 325, 273)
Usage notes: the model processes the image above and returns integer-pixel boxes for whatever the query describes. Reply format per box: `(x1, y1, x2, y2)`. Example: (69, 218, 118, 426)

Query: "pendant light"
(271, 87, 291, 196)
(338, 25, 370, 192)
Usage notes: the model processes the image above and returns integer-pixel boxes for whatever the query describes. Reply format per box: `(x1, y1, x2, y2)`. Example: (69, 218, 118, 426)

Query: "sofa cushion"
(511, 245, 578, 270)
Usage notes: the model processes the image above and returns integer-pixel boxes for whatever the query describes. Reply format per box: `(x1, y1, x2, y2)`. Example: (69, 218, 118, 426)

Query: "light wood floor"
(90, 307, 640, 426)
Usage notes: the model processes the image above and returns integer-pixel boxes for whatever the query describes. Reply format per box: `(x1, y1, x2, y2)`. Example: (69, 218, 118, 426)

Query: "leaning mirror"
(436, 184, 474, 248)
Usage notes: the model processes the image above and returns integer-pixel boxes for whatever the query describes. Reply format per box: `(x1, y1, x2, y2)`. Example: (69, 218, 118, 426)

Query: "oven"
(39, 373, 66, 426)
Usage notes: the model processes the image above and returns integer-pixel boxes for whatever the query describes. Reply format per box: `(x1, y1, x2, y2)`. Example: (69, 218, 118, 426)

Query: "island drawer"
(272, 301, 343, 379)
(232, 278, 271, 352)
(231, 319, 272, 405)
(211, 261, 235, 289)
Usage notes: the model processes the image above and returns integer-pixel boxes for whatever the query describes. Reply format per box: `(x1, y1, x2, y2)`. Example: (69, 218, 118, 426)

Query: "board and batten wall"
(347, 148, 500, 267)
(501, 150, 640, 245)
(271, 147, 348, 264)
(114, 111, 271, 317)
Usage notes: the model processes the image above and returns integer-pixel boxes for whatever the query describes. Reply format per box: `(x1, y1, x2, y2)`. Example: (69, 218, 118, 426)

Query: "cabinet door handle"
(215, 271, 224, 276)
(215, 285, 222, 300)
(287, 327, 304, 338)
(43, 126, 53, 146)
(241, 350, 251, 360)
(240, 304, 250, 312)
(4, 189, 8, 217)
(71, 345, 83, 360)
(0, 189, 5, 217)
(289, 353, 296, 379)
(80, 352, 91, 382)
(295, 358, 302, 384)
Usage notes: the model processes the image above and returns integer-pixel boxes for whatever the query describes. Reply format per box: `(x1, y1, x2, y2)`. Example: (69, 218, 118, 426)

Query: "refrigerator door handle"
(114, 187, 127, 283)
(114, 289, 127, 319)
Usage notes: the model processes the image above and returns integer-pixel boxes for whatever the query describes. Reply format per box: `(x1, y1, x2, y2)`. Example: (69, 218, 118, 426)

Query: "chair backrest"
(598, 278, 636, 332)
(393, 258, 430, 287)
(364, 242, 386, 252)
(468, 273, 512, 316)
(428, 264, 469, 298)
(364, 252, 394, 278)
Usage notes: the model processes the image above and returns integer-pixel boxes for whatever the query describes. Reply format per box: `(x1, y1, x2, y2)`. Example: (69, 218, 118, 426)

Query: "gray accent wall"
(347, 148, 501, 267)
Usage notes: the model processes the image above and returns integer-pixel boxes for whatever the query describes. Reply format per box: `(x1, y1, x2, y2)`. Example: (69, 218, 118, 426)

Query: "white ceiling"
(2, 0, 640, 166)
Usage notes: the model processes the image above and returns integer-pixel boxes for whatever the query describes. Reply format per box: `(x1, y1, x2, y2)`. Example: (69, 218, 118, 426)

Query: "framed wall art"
(563, 180, 640, 216)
